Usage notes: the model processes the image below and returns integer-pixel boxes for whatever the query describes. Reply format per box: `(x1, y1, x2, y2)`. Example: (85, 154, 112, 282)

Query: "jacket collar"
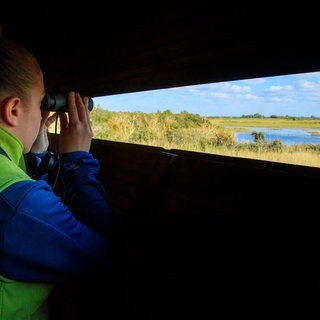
(0, 125, 26, 172)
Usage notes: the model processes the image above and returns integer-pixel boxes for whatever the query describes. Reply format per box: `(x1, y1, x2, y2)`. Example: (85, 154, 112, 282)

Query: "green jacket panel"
(0, 126, 53, 320)
(0, 273, 53, 320)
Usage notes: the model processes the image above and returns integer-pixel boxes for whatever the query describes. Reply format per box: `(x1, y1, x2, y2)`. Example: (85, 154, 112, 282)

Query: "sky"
(93, 71, 320, 117)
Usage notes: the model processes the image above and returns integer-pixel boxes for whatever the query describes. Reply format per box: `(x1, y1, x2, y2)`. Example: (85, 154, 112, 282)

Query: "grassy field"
(209, 117, 320, 129)
(60, 108, 320, 168)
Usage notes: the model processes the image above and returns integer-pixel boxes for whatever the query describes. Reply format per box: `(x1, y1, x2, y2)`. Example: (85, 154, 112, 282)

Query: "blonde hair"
(0, 38, 41, 102)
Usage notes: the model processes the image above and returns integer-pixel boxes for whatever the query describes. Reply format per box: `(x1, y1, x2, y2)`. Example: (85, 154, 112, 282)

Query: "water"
(232, 127, 320, 146)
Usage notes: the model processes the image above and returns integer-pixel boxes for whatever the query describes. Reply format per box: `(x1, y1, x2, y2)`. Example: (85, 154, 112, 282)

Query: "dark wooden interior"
(47, 138, 320, 319)
(2, 3, 320, 97)
(2, 3, 320, 318)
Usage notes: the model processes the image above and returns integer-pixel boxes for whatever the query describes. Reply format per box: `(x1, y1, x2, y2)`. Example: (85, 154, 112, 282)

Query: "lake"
(231, 127, 320, 146)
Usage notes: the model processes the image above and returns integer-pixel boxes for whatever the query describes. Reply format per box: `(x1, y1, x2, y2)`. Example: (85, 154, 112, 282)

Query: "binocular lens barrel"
(41, 93, 94, 112)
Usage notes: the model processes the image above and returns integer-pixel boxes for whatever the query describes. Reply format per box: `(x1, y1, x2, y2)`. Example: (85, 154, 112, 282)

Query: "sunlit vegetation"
(89, 106, 320, 168)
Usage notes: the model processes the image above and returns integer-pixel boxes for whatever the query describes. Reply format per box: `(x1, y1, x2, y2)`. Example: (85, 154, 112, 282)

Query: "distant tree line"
(240, 113, 320, 120)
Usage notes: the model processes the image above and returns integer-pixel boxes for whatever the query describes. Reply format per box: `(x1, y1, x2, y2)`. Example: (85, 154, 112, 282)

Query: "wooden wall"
(49, 136, 320, 319)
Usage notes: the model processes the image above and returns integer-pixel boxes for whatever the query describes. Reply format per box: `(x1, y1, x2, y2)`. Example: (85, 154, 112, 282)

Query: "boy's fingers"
(75, 93, 89, 123)
(67, 91, 79, 124)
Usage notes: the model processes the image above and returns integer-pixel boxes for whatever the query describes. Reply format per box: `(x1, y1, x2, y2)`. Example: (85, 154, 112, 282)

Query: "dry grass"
(50, 109, 320, 168)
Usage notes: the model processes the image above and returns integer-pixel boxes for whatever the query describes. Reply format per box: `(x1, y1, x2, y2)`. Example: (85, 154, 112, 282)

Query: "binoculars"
(41, 93, 94, 112)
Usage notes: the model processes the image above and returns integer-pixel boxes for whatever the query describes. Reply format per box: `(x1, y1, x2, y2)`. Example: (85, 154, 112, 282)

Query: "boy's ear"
(0, 96, 22, 127)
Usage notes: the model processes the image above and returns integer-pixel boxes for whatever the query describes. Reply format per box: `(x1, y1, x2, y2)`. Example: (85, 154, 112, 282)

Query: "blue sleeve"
(24, 151, 51, 180)
(1, 179, 111, 283)
(59, 151, 112, 235)
(25, 151, 112, 235)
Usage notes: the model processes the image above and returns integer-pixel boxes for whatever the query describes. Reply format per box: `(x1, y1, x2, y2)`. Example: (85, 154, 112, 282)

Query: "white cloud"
(266, 85, 293, 92)
(235, 93, 258, 100)
(228, 84, 251, 93)
(270, 96, 294, 103)
(299, 80, 316, 89)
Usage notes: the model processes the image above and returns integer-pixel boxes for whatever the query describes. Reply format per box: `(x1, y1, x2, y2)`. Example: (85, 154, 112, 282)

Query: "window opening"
(90, 71, 320, 168)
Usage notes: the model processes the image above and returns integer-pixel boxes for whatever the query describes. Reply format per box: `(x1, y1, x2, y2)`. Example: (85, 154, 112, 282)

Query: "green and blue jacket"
(0, 126, 111, 319)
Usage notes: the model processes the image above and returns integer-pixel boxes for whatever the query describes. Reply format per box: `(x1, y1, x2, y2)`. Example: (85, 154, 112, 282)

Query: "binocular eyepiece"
(41, 93, 94, 112)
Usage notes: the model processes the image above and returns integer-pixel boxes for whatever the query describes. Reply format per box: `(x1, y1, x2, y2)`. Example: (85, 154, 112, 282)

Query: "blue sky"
(93, 71, 320, 117)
